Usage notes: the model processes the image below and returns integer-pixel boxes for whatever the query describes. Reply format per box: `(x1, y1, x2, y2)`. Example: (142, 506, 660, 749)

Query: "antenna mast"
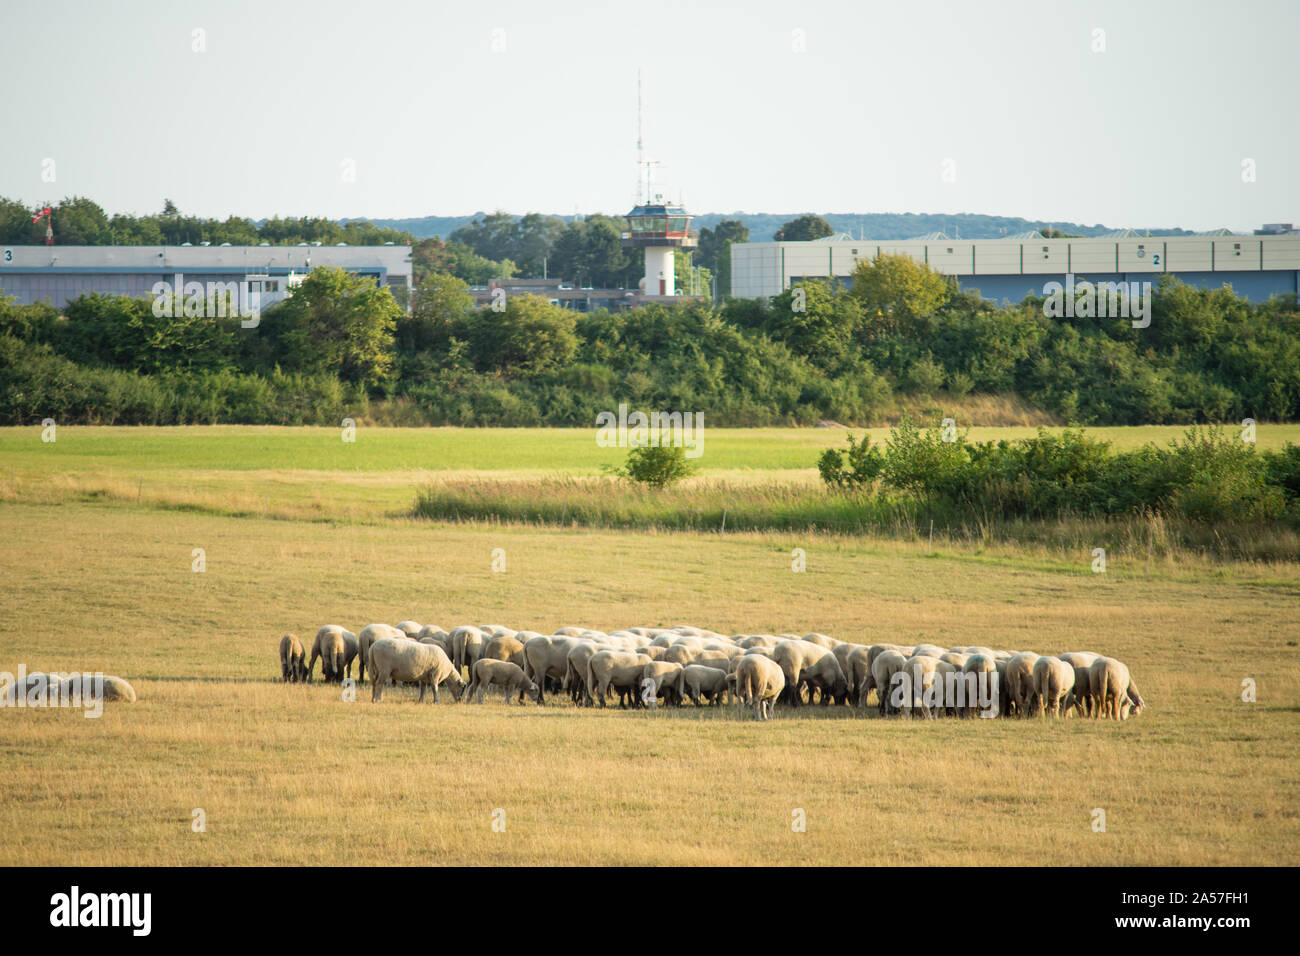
(636, 69, 644, 204)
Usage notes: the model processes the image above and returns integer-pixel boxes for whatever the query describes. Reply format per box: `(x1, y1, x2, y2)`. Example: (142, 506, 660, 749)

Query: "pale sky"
(1, 0, 1296, 232)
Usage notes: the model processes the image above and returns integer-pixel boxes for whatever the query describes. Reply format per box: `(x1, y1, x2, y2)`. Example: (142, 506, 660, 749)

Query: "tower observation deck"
(622, 201, 695, 296)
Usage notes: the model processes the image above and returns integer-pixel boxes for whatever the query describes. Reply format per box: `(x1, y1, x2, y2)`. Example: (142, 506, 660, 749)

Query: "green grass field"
(4, 423, 1297, 524)
(1, 425, 1298, 865)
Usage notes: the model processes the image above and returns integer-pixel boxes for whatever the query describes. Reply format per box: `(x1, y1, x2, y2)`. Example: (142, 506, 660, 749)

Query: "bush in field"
(820, 419, 1298, 527)
(817, 433, 885, 488)
(618, 444, 693, 488)
(1160, 427, 1285, 522)
(965, 428, 1113, 517)
(880, 418, 974, 502)
(1263, 443, 1300, 502)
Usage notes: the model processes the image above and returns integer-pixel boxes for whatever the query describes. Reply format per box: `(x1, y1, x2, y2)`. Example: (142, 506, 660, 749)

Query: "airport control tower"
(622, 72, 695, 296)
(623, 198, 695, 296)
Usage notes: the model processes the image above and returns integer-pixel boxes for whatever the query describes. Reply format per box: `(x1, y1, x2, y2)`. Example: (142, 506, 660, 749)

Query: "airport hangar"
(729, 230, 1300, 304)
(0, 243, 413, 310)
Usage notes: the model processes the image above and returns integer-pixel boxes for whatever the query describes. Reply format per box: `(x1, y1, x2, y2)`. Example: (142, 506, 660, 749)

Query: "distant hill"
(349, 211, 1204, 242)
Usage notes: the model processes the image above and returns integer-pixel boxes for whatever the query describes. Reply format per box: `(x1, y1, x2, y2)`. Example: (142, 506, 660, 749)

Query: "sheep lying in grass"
(58, 674, 137, 704)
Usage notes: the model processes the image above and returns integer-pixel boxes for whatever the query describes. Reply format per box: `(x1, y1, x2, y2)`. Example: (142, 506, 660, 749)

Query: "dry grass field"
(1, 441, 1298, 863)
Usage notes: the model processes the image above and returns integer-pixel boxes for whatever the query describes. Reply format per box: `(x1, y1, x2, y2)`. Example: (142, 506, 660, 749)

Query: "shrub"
(817, 433, 885, 488)
(618, 444, 693, 488)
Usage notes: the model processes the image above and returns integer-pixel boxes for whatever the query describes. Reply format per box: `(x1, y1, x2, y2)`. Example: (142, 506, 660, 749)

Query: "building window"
(265, 280, 279, 292)
(248, 280, 262, 292)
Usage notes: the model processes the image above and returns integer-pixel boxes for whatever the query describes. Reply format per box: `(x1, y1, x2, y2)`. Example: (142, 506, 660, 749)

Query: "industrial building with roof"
(0, 243, 413, 310)
(730, 229, 1300, 304)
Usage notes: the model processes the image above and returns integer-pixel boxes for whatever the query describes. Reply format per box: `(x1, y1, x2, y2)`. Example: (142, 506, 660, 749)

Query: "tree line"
(0, 196, 754, 294)
(2, 250, 1298, 429)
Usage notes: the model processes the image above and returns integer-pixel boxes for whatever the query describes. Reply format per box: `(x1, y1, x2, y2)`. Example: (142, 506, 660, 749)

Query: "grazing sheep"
(940, 651, 970, 669)
(993, 659, 1012, 716)
(871, 650, 909, 716)
(932, 660, 962, 717)
(1031, 656, 1076, 717)
(681, 664, 730, 706)
(772, 640, 848, 707)
(854, 644, 903, 708)
(802, 633, 840, 650)
(663, 644, 704, 667)
(481, 634, 527, 671)
(909, 644, 946, 660)
(418, 635, 452, 663)
(369, 638, 465, 703)
(1125, 678, 1146, 716)
(833, 642, 863, 698)
(564, 641, 607, 705)
(523, 635, 592, 704)
(1088, 658, 1143, 720)
(395, 621, 422, 639)
(733, 654, 786, 721)
(279, 634, 306, 682)
(640, 661, 685, 706)
(587, 650, 653, 708)
(358, 624, 405, 683)
(466, 660, 538, 704)
(692, 654, 732, 674)
(901, 655, 940, 719)
(1059, 652, 1101, 716)
(846, 646, 874, 708)
(449, 625, 487, 676)
(1003, 652, 1041, 717)
(307, 626, 358, 683)
(961, 653, 998, 717)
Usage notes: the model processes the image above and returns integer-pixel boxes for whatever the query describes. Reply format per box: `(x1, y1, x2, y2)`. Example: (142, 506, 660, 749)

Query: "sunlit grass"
(0, 500, 1297, 865)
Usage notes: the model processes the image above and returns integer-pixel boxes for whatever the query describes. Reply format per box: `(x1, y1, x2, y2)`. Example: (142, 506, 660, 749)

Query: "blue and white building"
(0, 243, 413, 309)
(730, 229, 1300, 304)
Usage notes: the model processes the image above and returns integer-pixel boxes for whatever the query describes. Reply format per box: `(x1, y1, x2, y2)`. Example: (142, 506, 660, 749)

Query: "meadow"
(1, 425, 1297, 865)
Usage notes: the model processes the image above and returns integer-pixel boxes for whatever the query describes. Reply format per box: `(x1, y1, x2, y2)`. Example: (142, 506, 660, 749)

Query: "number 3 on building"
(3, 249, 12, 263)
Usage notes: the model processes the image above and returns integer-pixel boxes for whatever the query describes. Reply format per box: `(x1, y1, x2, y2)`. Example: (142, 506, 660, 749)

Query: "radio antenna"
(636, 69, 644, 203)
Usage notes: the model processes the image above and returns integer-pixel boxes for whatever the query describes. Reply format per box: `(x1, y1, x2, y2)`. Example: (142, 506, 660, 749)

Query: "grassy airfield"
(0, 425, 1297, 865)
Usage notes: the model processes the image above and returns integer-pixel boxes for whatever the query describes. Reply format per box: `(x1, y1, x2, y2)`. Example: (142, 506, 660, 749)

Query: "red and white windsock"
(32, 207, 53, 244)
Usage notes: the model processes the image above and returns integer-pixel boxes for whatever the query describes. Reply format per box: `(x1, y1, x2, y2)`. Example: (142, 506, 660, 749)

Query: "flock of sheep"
(279, 622, 1146, 722)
